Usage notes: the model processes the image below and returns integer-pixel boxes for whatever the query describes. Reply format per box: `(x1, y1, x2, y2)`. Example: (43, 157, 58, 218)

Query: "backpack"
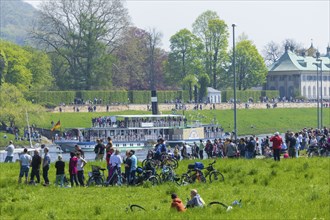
(194, 162, 204, 170)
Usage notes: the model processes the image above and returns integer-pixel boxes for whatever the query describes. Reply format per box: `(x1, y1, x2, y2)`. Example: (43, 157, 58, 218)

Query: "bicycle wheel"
(142, 159, 158, 169)
(130, 204, 146, 212)
(209, 171, 224, 183)
(148, 176, 159, 186)
(181, 174, 192, 185)
(164, 158, 178, 169)
(87, 176, 104, 187)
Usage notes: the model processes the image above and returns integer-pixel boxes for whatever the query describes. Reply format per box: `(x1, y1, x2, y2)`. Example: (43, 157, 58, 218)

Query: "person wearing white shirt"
(5, 140, 15, 163)
(110, 149, 123, 185)
(18, 148, 32, 184)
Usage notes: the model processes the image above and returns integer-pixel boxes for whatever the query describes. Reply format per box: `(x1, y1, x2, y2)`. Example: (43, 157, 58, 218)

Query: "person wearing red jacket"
(270, 132, 283, 161)
(170, 193, 186, 212)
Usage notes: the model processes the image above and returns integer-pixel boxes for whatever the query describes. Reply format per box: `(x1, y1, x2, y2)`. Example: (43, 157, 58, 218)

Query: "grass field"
(0, 157, 329, 220)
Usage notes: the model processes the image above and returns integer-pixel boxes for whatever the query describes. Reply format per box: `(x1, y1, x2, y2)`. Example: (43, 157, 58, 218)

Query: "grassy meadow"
(0, 157, 329, 220)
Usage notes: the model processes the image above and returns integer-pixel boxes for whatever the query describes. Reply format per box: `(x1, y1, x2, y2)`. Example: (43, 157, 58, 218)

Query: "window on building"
(288, 76, 292, 81)
(324, 87, 327, 97)
(307, 75, 313, 81)
(279, 76, 285, 81)
(308, 86, 311, 97)
(303, 86, 306, 97)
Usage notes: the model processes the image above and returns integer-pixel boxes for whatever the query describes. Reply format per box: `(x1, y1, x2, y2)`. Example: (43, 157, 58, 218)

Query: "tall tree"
(262, 41, 281, 66)
(167, 29, 203, 88)
(229, 40, 268, 90)
(182, 74, 198, 101)
(207, 19, 229, 89)
(112, 27, 149, 89)
(145, 28, 163, 90)
(192, 10, 219, 78)
(31, 0, 129, 90)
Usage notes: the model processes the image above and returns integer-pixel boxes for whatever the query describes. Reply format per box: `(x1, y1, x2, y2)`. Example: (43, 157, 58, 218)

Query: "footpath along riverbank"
(51, 102, 329, 113)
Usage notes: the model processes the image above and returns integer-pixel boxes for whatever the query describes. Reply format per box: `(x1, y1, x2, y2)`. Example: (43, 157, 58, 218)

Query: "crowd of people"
(170, 126, 329, 161)
(4, 125, 329, 188)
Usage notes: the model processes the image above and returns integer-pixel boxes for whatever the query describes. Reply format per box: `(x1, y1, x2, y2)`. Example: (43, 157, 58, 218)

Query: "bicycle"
(133, 167, 159, 186)
(104, 164, 126, 186)
(180, 163, 207, 184)
(87, 165, 106, 186)
(203, 160, 224, 183)
(159, 165, 181, 185)
(142, 152, 179, 169)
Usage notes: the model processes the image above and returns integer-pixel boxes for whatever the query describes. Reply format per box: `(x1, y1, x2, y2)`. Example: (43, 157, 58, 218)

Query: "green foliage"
(27, 91, 76, 105)
(221, 90, 279, 102)
(0, 83, 45, 128)
(227, 40, 268, 90)
(168, 29, 204, 89)
(0, 40, 54, 92)
(0, 158, 329, 219)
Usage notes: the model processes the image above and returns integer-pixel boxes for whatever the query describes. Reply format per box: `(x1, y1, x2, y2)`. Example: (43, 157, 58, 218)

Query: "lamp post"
(317, 58, 323, 128)
(232, 24, 237, 141)
(312, 62, 320, 129)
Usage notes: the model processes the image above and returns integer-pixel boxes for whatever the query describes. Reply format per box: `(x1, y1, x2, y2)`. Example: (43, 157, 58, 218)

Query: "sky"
(24, 0, 330, 53)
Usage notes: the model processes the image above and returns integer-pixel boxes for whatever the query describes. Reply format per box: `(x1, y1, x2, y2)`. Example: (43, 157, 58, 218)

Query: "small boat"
(54, 114, 223, 153)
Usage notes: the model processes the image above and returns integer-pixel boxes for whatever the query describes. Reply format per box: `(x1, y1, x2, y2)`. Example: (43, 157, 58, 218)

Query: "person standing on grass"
(199, 140, 205, 159)
(55, 155, 65, 187)
(5, 140, 15, 163)
(75, 144, 85, 159)
(69, 152, 79, 187)
(226, 139, 238, 158)
(124, 150, 132, 185)
(245, 137, 256, 159)
(287, 132, 297, 158)
(18, 148, 32, 184)
(94, 139, 105, 161)
(110, 149, 123, 185)
(77, 152, 87, 186)
(29, 150, 41, 184)
(42, 147, 51, 186)
(129, 150, 137, 185)
(270, 132, 283, 161)
(170, 193, 186, 212)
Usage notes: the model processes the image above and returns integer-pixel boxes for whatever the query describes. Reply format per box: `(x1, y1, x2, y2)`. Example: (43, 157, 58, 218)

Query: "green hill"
(0, 0, 37, 45)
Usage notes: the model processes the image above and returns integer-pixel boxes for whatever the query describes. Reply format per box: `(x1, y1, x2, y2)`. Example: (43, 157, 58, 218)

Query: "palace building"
(266, 44, 330, 100)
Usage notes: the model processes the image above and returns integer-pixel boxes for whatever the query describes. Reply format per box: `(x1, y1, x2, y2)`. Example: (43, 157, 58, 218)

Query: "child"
(55, 155, 65, 187)
(283, 151, 289, 159)
(170, 193, 186, 212)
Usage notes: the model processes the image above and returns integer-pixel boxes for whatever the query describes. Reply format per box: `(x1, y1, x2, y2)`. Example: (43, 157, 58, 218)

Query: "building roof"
(207, 87, 221, 93)
(268, 50, 330, 72)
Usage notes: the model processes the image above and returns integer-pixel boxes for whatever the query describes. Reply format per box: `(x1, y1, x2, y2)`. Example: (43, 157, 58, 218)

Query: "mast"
(25, 109, 33, 148)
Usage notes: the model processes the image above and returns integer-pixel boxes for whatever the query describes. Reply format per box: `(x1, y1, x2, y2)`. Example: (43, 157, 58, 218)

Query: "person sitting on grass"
(170, 193, 186, 212)
(186, 189, 205, 208)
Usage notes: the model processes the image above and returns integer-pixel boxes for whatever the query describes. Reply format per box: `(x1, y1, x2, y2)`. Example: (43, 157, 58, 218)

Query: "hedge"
(221, 90, 279, 102)
(26, 90, 276, 105)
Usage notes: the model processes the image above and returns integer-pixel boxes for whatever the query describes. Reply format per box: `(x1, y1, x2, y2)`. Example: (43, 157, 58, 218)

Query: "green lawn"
(0, 157, 329, 219)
